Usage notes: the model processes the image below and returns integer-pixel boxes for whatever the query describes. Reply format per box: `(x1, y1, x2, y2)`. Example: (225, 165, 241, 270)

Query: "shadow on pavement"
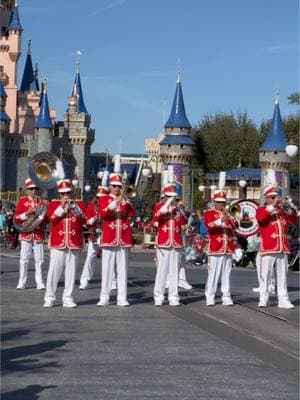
(2, 384, 56, 400)
(2, 340, 67, 374)
(1, 329, 30, 342)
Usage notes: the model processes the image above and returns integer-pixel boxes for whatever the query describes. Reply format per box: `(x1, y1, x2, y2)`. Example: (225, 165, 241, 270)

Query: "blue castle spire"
(0, 83, 10, 122)
(69, 58, 88, 114)
(20, 40, 39, 92)
(164, 72, 191, 129)
(260, 93, 287, 152)
(35, 80, 53, 129)
(8, 2, 23, 31)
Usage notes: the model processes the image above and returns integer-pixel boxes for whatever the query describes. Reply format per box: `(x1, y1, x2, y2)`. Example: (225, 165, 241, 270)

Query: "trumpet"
(66, 200, 82, 216)
(276, 197, 298, 214)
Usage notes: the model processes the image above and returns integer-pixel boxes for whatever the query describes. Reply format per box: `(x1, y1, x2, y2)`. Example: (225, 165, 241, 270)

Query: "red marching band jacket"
(151, 201, 187, 248)
(47, 200, 87, 249)
(204, 209, 237, 255)
(14, 196, 47, 242)
(99, 194, 135, 247)
(256, 205, 297, 254)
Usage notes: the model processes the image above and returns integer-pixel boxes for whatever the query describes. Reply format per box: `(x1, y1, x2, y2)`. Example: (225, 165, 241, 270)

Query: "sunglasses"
(28, 187, 38, 191)
(111, 185, 121, 188)
(268, 196, 277, 199)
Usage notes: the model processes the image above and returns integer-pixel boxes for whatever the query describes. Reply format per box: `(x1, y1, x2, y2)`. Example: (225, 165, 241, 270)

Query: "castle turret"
(20, 40, 39, 93)
(18, 40, 51, 135)
(0, 83, 10, 191)
(160, 73, 195, 209)
(35, 79, 53, 153)
(0, 0, 23, 133)
(259, 93, 291, 203)
(64, 61, 94, 199)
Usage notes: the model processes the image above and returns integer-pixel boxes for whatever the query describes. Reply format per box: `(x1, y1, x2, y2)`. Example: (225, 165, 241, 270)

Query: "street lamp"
(238, 176, 247, 199)
(285, 140, 298, 158)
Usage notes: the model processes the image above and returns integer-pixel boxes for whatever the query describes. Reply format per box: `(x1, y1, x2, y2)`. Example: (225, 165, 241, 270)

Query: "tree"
(191, 112, 260, 173)
(287, 92, 300, 105)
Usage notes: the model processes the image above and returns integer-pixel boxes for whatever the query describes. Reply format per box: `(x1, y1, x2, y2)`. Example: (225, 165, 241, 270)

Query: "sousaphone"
(13, 152, 65, 233)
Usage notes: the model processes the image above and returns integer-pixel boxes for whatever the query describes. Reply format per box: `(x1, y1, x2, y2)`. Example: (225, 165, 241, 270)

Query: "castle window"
(180, 145, 184, 148)
(168, 145, 171, 148)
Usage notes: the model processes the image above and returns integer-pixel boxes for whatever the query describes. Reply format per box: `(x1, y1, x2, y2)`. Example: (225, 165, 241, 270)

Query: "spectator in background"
(6, 209, 19, 249)
(0, 200, 6, 232)
(197, 210, 208, 237)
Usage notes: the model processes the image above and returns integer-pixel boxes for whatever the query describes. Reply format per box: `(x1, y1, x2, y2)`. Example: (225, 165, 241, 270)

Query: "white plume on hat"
(266, 168, 277, 186)
(114, 154, 121, 173)
(162, 169, 169, 187)
(218, 171, 226, 189)
(168, 165, 174, 184)
(102, 170, 109, 188)
(54, 160, 65, 180)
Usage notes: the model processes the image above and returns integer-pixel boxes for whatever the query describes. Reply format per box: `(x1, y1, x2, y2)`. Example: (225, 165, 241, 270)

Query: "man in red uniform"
(15, 179, 47, 290)
(152, 184, 187, 306)
(43, 179, 86, 308)
(79, 186, 109, 289)
(97, 173, 135, 307)
(204, 190, 238, 306)
(256, 185, 297, 308)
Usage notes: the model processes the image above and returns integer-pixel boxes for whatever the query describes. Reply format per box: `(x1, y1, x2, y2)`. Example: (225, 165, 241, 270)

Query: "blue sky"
(19, 0, 298, 154)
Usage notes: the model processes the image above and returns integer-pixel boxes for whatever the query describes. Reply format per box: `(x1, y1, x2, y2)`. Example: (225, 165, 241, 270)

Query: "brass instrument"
(123, 185, 136, 198)
(13, 197, 48, 233)
(13, 152, 65, 233)
(277, 196, 298, 214)
(121, 185, 136, 203)
(28, 152, 65, 189)
(66, 200, 82, 216)
(227, 203, 241, 218)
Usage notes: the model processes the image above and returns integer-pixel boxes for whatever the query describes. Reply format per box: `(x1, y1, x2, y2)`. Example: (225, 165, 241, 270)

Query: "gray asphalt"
(1, 247, 299, 400)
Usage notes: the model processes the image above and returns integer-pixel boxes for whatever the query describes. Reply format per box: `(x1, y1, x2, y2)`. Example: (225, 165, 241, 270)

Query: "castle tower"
(35, 79, 53, 153)
(17, 40, 41, 135)
(259, 93, 290, 203)
(0, 83, 11, 191)
(0, 0, 23, 133)
(160, 73, 195, 209)
(64, 61, 94, 198)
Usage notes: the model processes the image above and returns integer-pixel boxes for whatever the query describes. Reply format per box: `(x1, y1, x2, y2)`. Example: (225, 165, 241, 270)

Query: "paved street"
(1, 247, 299, 400)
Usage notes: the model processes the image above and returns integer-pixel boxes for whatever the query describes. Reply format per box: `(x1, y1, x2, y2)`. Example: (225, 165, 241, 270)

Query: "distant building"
(0, 1, 94, 200)
(145, 73, 195, 209)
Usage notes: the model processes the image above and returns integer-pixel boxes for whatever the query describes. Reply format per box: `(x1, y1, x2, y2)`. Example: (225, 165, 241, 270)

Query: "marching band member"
(152, 182, 187, 306)
(97, 158, 136, 307)
(15, 178, 47, 290)
(43, 179, 86, 308)
(204, 181, 238, 306)
(79, 172, 110, 289)
(79, 194, 102, 289)
(256, 181, 297, 308)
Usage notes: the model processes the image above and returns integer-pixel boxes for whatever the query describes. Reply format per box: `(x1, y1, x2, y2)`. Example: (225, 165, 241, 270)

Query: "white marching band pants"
(18, 240, 44, 288)
(154, 248, 181, 303)
(206, 254, 232, 301)
(255, 252, 275, 291)
(80, 241, 99, 284)
(100, 247, 128, 303)
(44, 248, 79, 302)
(166, 255, 189, 287)
(257, 253, 290, 303)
